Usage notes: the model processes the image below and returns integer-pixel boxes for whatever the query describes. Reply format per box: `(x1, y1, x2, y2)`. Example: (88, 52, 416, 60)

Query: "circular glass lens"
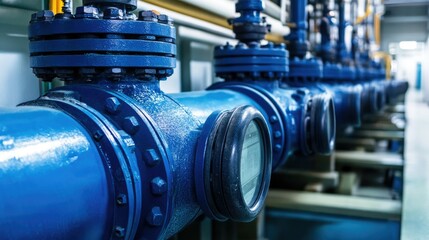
(240, 121, 264, 207)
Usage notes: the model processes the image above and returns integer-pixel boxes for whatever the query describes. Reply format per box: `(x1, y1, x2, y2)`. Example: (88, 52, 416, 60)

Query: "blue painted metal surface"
(284, 0, 362, 130)
(0, 1, 278, 239)
(214, 42, 289, 80)
(285, 0, 309, 58)
(229, 0, 269, 43)
(212, 0, 336, 167)
(265, 209, 400, 240)
(336, 0, 349, 63)
(0, 107, 111, 239)
(314, 0, 386, 122)
(29, 6, 176, 81)
(0, 0, 381, 238)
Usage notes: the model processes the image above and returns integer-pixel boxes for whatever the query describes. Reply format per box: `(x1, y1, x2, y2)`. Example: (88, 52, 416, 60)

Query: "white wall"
(393, 50, 424, 89)
(0, 22, 39, 107)
(423, 39, 429, 103)
(0, 52, 39, 107)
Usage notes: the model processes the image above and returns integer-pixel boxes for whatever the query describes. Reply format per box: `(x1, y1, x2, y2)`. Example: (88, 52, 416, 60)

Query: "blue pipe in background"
(285, 0, 309, 58)
(284, 0, 361, 131)
(336, 0, 349, 63)
(212, 0, 336, 164)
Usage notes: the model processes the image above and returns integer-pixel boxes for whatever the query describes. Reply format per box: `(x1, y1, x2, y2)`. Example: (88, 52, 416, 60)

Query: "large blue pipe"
(0, 0, 338, 239)
(0, 107, 110, 239)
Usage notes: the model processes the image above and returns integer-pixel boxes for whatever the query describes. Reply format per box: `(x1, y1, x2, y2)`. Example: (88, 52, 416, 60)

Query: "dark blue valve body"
(0, 0, 341, 239)
(0, 2, 277, 239)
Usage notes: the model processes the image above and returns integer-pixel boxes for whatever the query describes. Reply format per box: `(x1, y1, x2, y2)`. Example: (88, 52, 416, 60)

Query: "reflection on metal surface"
(0, 130, 89, 169)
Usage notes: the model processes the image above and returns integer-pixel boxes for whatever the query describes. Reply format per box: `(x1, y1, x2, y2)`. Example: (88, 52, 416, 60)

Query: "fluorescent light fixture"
(6, 33, 28, 38)
(399, 41, 418, 50)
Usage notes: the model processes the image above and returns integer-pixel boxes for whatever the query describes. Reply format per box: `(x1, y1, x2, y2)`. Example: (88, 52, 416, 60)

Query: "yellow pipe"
(374, 13, 381, 46)
(356, 0, 372, 25)
(143, 0, 231, 29)
(49, 0, 64, 14)
(49, 0, 57, 13)
(373, 51, 392, 80)
(141, 0, 284, 43)
(57, 0, 64, 14)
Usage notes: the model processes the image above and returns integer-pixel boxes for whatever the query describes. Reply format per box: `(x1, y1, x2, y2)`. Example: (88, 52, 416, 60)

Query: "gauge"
(195, 105, 272, 222)
(240, 121, 264, 207)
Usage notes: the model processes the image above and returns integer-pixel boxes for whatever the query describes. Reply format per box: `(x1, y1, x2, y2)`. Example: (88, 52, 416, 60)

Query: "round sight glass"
(240, 121, 264, 207)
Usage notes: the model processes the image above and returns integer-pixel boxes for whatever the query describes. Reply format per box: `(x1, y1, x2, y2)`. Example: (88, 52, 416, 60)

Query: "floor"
(401, 90, 429, 239)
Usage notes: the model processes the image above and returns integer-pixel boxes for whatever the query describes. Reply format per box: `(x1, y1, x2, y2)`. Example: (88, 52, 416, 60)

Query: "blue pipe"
(0, 2, 277, 239)
(214, 0, 336, 161)
(286, 0, 309, 58)
(336, 0, 348, 63)
(285, 1, 360, 130)
(0, 107, 111, 239)
(0, 0, 338, 239)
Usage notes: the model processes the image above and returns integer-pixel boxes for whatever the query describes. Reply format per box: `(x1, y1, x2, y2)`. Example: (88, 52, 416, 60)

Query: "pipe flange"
(22, 95, 142, 239)
(29, 8, 176, 82)
(214, 42, 289, 81)
(340, 65, 357, 81)
(322, 63, 342, 81)
(287, 58, 323, 82)
(32, 86, 174, 240)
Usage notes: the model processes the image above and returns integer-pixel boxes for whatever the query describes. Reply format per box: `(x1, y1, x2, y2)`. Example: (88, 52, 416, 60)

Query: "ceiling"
(381, 4, 429, 50)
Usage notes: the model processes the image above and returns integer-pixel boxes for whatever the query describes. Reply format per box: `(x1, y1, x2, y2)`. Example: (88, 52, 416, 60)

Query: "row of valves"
(0, 0, 408, 239)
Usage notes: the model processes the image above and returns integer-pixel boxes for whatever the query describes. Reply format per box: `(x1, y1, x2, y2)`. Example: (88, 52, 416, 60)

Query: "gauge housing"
(195, 105, 272, 222)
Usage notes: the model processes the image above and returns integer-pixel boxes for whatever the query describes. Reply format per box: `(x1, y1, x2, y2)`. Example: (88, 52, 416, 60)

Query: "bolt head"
(146, 207, 163, 226)
(248, 42, 258, 49)
(144, 149, 160, 166)
(105, 97, 121, 114)
(110, 68, 123, 74)
(236, 43, 246, 49)
(138, 10, 159, 22)
(158, 14, 173, 25)
(115, 226, 125, 237)
(75, 6, 99, 19)
(103, 7, 123, 20)
(35, 10, 54, 21)
(116, 194, 127, 205)
(93, 130, 104, 142)
(122, 116, 139, 134)
(270, 115, 278, 123)
(151, 177, 167, 195)
(274, 131, 282, 139)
